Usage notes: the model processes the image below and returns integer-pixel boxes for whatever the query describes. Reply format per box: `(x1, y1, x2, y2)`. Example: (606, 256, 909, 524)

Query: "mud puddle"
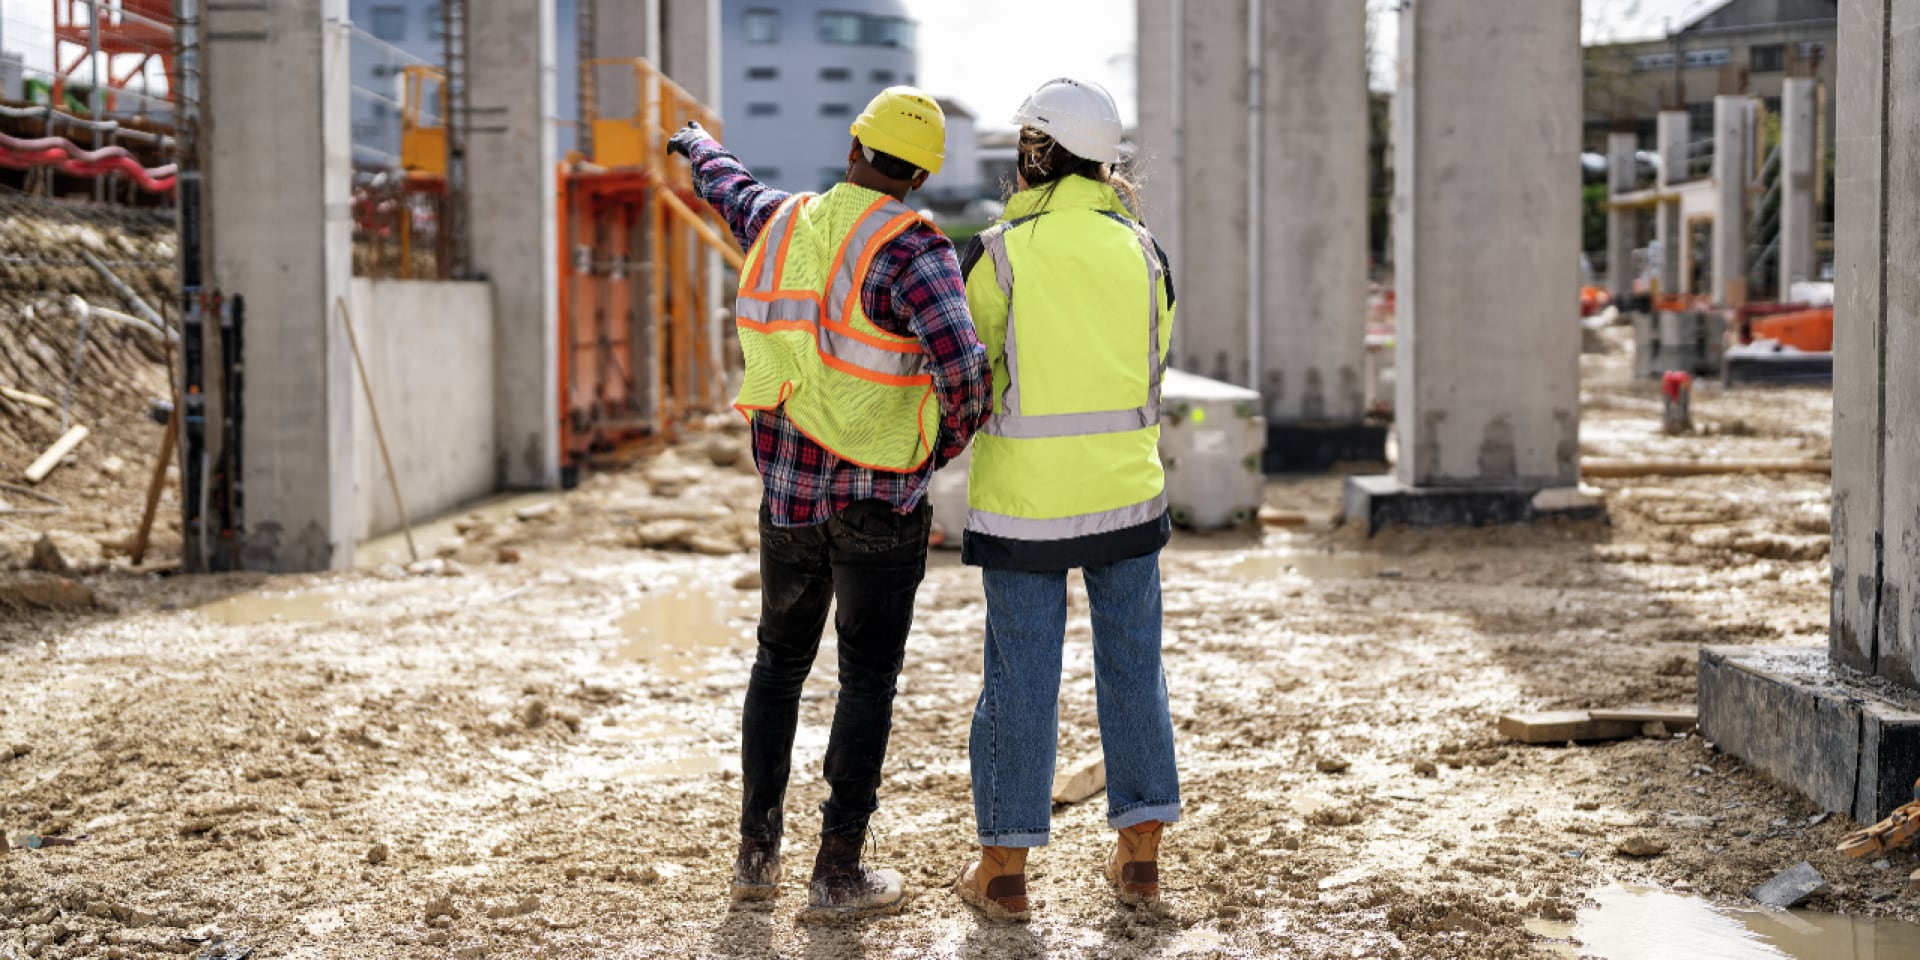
(1228, 550, 1391, 581)
(612, 582, 755, 680)
(1529, 884, 1920, 958)
(197, 588, 343, 625)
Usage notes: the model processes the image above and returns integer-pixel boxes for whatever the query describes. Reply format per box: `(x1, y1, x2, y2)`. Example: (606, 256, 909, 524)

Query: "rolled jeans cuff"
(1109, 800, 1181, 831)
(976, 828, 1052, 848)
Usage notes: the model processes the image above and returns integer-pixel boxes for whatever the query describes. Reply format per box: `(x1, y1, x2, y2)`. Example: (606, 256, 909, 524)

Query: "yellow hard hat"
(849, 86, 945, 175)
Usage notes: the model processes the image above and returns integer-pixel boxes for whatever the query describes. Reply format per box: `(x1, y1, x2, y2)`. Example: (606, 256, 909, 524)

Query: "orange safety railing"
(560, 57, 745, 471)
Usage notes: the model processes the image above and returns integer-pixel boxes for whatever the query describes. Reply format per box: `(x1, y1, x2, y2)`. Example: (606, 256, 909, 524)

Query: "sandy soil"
(4, 331, 1912, 959)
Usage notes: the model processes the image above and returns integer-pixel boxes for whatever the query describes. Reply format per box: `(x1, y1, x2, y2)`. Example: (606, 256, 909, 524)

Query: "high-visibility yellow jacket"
(960, 175, 1175, 570)
(733, 184, 940, 472)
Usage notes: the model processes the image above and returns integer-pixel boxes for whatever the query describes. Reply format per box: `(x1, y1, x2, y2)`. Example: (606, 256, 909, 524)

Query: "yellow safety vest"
(963, 175, 1173, 556)
(733, 185, 940, 472)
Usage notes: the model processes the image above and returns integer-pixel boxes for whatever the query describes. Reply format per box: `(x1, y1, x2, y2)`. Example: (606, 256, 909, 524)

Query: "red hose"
(0, 129, 176, 192)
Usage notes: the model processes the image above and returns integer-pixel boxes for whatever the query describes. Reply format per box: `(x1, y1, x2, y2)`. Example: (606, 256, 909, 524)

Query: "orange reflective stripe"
(818, 349, 933, 388)
(744, 194, 809, 295)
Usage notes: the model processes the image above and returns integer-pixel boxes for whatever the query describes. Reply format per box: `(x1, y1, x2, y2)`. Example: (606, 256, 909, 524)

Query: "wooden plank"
(1590, 705, 1698, 731)
(1581, 458, 1831, 478)
(1051, 751, 1106, 805)
(0, 386, 56, 409)
(24, 425, 89, 483)
(1497, 710, 1643, 744)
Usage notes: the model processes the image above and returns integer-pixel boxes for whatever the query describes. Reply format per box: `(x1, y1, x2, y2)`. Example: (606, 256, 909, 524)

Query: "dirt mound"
(0, 195, 178, 573)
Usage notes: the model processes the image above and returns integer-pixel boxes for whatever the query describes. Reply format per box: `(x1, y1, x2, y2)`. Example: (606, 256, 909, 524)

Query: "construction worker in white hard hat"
(951, 77, 1180, 922)
(667, 87, 992, 920)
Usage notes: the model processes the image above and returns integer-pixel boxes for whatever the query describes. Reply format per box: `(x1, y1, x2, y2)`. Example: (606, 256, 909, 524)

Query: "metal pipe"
(88, 0, 103, 203)
(1169, 0, 1184, 365)
(1244, 0, 1262, 390)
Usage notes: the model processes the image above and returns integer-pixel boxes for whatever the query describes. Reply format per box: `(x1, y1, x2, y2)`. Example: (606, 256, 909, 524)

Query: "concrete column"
(1389, 0, 1581, 491)
(205, 0, 354, 571)
(584, 0, 658, 124)
(1710, 95, 1752, 306)
(662, 0, 719, 106)
(1832, 0, 1919, 687)
(1167, 0, 1249, 384)
(1655, 109, 1688, 295)
(1257, 0, 1368, 425)
(469, 0, 560, 490)
(1779, 76, 1820, 289)
(1606, 131, 1637, 300)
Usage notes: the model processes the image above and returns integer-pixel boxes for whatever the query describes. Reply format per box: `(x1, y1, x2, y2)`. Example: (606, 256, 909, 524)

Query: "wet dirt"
(4, 335, 1914, 959)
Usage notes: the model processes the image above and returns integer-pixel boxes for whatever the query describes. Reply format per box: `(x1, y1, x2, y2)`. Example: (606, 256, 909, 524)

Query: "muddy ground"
(3, 330, 1912, 959)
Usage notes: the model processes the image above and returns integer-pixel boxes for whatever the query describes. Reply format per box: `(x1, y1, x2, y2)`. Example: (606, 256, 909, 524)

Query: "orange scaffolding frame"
(558, 57, 744, 471)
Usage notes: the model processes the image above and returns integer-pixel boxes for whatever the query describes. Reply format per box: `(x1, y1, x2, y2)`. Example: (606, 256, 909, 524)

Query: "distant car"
(962, 198, 1006, 222)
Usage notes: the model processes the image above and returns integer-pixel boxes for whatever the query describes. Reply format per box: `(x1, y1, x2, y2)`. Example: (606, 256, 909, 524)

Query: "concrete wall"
(207, 0, 356, 571)
(1393, 0, 1581, 489)
(1832, 0, 1920, 688)
(468, 0, 560, 491)
(348, 280, 497, 541)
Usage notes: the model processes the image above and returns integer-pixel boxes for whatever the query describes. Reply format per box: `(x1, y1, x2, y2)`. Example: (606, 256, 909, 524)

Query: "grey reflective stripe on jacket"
(967, 492, 1170, 540)
(974, 211, 1166, 440)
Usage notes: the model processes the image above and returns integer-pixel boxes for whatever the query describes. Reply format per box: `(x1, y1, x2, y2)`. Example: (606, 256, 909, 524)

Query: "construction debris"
(1499, 705, 1696, 744)
(1051, 751, 1106, 805)
(0, 385, 54, 409)
(1749, 861, 1828, 908)
(1837, 778, 1920, 859)
(1498, 711, 1642, 744)
(24, 424, 88, 482)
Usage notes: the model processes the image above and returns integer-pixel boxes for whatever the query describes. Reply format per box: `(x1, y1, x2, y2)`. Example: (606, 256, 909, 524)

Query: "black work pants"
(739, 498, 931, 842)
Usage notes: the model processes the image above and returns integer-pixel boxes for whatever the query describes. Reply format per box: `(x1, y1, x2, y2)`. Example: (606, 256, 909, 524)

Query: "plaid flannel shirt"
(688, 138, 991, 528)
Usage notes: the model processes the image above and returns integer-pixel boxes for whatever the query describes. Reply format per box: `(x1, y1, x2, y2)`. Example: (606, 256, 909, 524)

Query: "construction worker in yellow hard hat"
(667, 87, 991, 921)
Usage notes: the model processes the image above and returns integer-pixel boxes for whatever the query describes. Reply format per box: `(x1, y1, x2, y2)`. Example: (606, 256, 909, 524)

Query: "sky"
(908, 0, 1727, 130)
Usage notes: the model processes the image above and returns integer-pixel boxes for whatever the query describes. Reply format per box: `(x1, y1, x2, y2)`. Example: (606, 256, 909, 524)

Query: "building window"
(819, 12, 863, 43)
(424, 5, 442, 38)
(1750, 43, 1785, 73)
(1797, 41, 1827, 61)
(820, 167, 846, 190)
(1764, 96, 1782, 116)
(369, 5, 406, 41)
(820, 103, 851, 117)
(1686, 102, 1717, 139)
(905, 73, 915, 85)
(756, 167, 781, 181)
(746, 66, 779, 81)
(1682, 48, 1729, 69)
(870, 69, 895, 85)
(743, 8, 780, 44)
(820, 67, 851, 82)
(817, 11, 915, 49)
(1633, 53, 1675, 72)
(746, 102, 780, 117)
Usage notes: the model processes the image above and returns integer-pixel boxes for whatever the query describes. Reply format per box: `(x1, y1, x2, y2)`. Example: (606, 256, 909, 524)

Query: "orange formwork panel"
(1749, 307, 1834, 353)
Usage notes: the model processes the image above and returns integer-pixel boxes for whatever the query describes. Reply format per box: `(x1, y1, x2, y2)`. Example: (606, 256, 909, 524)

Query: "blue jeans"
(969, 551, 1181, 847)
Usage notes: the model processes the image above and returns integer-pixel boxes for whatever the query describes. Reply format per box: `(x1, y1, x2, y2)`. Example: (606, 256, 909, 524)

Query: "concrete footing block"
(1341, 474, 1605, 535)
(1698, 646, 1920, 823)
(1264, 421, 1389, 474)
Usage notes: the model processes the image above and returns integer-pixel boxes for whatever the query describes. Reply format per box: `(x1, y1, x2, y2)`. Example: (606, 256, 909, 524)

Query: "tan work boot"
(802, 831, 905, 921)
(730, 837, 781, 904)
(956, 846, 1031, 922)
(1107, 821, 1164, 905)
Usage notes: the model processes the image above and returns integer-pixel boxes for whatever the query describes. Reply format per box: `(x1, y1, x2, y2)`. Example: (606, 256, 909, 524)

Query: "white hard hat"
(1010, 77, 1123, 164)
